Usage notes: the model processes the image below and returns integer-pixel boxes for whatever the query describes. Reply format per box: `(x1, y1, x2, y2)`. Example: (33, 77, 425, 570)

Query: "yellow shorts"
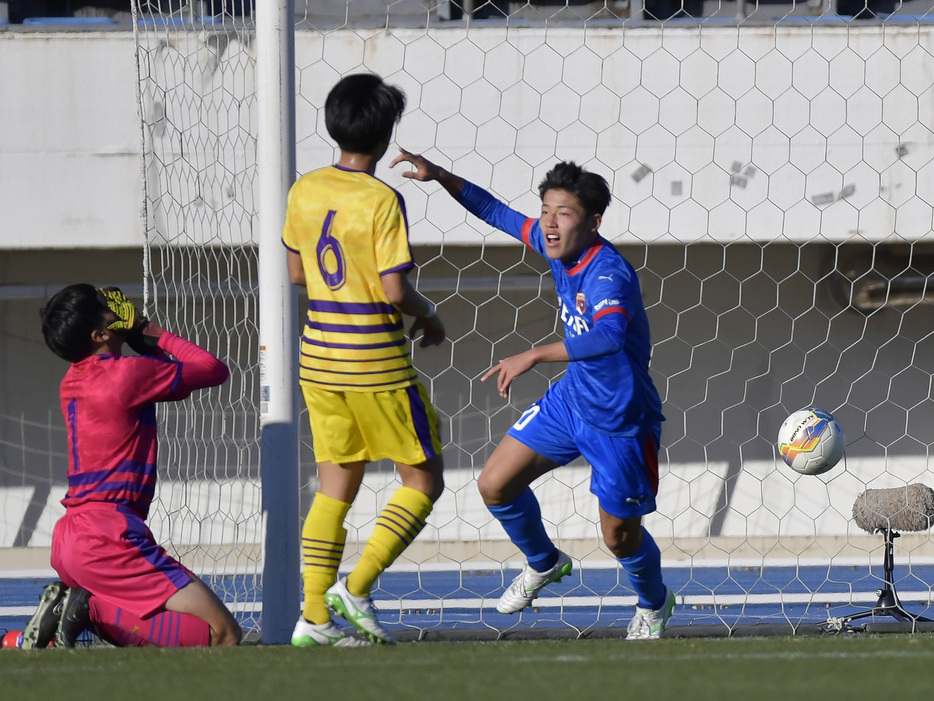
(302, 381, 443, 466)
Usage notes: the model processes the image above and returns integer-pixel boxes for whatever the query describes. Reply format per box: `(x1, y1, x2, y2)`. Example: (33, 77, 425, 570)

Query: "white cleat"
(496, 551, 573, 614)
(325, 578, 396, 645)
(626, 587, 676, 640)
(291, 618, 372, 648)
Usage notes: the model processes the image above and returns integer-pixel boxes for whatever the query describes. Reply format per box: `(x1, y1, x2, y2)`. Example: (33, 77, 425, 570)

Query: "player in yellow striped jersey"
(282, 73, 446, 647)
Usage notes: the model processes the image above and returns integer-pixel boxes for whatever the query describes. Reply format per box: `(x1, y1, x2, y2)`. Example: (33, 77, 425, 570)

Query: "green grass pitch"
(1, 634, 931, 700)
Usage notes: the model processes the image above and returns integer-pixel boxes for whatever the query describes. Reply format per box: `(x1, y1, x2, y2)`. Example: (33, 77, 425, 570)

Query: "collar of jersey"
(565, 239, 603, 275)
(333, 164, 367, 173)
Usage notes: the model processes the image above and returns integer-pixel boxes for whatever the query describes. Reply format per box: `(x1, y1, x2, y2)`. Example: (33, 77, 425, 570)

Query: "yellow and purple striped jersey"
(282, 165, 418, 391)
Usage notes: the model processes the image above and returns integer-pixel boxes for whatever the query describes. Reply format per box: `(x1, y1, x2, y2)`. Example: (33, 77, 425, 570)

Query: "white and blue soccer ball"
(777, 407, 845, 476)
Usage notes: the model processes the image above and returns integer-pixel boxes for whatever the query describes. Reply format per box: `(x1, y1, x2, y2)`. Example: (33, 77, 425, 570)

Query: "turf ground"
(1, 634, 932, 700)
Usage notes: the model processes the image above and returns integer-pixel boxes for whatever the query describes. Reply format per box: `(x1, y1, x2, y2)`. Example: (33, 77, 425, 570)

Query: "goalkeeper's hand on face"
(98, 287, 164, 355)
(99, 287, 143, 332)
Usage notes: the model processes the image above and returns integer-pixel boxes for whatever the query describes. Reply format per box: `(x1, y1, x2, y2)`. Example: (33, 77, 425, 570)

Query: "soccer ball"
(777, 407, 845, 476)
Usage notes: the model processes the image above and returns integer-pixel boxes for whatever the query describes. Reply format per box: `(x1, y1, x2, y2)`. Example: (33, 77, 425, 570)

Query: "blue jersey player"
(391, 150, 675, 639)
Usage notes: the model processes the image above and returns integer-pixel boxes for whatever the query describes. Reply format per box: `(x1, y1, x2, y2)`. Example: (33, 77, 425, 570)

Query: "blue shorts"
(507, 383, 661, 520)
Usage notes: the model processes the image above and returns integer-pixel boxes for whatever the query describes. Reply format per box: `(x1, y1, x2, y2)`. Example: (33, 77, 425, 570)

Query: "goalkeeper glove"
(99, 287, 162, 356)
(99, 287, 141, 332)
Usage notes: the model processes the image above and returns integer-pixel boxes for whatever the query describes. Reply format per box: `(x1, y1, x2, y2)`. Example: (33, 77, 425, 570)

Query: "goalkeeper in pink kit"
(26, 284, 241, 648)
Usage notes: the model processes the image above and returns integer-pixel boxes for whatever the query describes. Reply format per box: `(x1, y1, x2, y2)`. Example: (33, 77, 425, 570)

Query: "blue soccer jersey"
(456, 180, 664, 436)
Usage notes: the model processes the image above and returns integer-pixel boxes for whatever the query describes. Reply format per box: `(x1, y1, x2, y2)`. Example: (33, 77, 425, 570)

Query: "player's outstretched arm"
(391, 148, 465, 198)
(393, 148, 529, 242)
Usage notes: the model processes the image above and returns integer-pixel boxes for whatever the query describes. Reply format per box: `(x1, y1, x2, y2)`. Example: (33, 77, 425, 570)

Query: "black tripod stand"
(826, 529, 932, 631)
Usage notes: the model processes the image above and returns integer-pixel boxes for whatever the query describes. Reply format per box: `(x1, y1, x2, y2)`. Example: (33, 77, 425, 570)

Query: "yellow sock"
(301, 492, 351, 624)
(346, 487, 433, 598)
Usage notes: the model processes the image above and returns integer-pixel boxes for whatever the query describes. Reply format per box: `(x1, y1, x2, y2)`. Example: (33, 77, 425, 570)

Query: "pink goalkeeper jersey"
(58, 332, 228, 518)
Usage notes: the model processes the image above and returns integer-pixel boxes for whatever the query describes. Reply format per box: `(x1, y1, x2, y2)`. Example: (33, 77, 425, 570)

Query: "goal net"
(131, 1, 934, 639)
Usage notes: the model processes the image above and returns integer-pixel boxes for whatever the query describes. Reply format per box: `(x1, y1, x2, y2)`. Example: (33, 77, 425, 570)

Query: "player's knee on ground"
(166, 577, 242, 646)
(211, 617, 242, 646)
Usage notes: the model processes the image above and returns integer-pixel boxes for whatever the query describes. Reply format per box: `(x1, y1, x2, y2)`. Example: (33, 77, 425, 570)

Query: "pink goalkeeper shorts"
(51, 502, 195, 618)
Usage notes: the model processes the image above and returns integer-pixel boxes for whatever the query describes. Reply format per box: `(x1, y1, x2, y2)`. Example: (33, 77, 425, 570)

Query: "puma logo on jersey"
(598, 274, 614, 281)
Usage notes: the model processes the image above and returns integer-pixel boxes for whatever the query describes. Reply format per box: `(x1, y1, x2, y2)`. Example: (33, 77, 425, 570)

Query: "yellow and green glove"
(98, 287, 162, 355)
(99, 287, 142, 332)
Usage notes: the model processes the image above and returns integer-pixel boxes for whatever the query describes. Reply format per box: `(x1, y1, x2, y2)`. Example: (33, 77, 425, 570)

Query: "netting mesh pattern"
(128, 3, 934, 637)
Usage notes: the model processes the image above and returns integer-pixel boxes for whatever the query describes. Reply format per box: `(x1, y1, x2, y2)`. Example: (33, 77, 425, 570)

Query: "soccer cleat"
(290, 618, 372, 648)
(54, 586, 91, 648)
(626, 587, 676, 640)
(496, 550, 573, 614)
(324, 578, 395, 645)
(21, 581, 67, 650)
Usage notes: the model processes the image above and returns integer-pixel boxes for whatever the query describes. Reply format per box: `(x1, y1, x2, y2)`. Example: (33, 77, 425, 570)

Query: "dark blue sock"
(618, 527, 666, 610)
(487, 488, 558, 572)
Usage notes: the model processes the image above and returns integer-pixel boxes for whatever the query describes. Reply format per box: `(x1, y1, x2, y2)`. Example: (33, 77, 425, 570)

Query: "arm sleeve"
(157, 332, 230, 398)
(281, 180, 301, 253)
(374, 190, 415, 276)
(455, 180, 532, 242)
(564, 311, 627, 361)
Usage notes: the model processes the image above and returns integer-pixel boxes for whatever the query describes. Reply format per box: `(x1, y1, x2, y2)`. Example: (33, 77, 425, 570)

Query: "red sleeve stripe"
(521, 218, 535, 248)
(594, 306, 628, 321)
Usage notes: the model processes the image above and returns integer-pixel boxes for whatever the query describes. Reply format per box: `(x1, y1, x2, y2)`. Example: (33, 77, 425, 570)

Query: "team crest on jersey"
(575, 292, 586, 315)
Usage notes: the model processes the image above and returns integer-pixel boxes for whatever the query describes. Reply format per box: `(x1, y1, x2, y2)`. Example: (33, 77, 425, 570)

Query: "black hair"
(537, 161, 612, 218)
(324, 73, 406, 154)
(40, 283, 109, 363)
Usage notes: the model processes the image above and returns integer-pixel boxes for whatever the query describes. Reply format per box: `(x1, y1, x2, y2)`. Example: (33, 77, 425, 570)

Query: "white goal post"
(130, 1, 934, 642)
(253, 0, 299, 647)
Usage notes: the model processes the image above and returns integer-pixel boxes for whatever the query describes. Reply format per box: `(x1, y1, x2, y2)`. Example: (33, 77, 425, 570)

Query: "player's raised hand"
(99, 287, 143, 332)
(390, 148, 443, 182)
(391, 148, 467, 197)
(409, 312, 446, 348)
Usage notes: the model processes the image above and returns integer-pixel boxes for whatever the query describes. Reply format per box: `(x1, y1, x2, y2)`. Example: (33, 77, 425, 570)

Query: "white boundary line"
(5, 592, 933, 619)
(4, 560, 934, 618)
(372, 591, 934, 613)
